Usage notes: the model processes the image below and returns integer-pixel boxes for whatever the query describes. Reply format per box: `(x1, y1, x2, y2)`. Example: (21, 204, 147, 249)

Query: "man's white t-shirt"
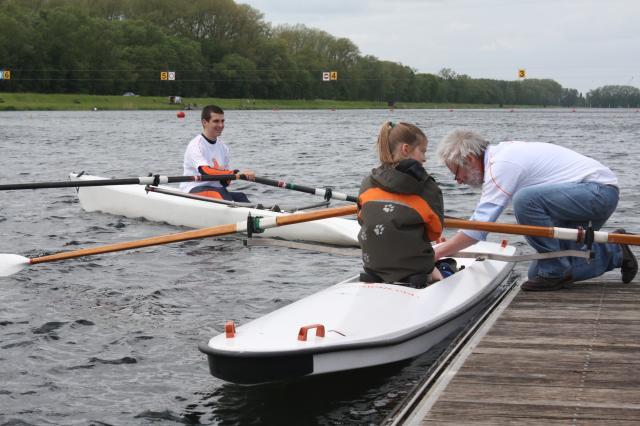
(465, 141, 618, 240)
(180, 134, 231, 193)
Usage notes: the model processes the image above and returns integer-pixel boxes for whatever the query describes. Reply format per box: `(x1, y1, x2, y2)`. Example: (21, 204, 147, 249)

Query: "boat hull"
(202, 299, 483, 384)
(69, 173, 360, 246)
(199, 241, 516, 384)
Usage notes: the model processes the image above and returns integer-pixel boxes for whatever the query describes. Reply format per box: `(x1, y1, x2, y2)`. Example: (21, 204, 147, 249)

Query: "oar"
(5, 173, 635, 245)
(0, 205, 357, 277)
(0, 173, 358, 202)
(247, 176, 358, 202)
(0, 173, 239, 190)
(444, 218, 640, 246)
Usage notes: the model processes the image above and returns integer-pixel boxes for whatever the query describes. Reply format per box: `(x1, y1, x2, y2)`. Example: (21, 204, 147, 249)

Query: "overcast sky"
(238, 0, 639, 94)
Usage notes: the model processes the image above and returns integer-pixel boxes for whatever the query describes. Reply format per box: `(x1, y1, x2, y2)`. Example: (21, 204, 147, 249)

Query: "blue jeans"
(512, 182, 621, 281)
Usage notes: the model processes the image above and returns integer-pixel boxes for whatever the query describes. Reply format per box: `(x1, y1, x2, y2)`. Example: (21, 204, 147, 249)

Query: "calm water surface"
(1, 108, 639, 425)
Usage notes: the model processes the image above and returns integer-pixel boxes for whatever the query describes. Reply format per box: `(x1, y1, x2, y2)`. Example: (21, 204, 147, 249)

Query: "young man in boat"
(358, 121, 445, 288)
(181, 105, 255, 201)
(435, 129, 638, 291)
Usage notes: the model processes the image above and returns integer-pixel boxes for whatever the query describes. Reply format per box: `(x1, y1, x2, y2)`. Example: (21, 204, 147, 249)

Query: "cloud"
(237, 0, 640, 93)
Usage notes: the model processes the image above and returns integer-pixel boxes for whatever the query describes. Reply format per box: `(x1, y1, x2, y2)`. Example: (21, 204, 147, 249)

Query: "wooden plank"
(453, 367, 640, 389)
(467, 341, 639, 354)
(480, 336, 640, 348)
(424, 401, 640, 424)
(414, 279, 640, 424)
(435, 382, 640, 407)
(500, 309, 640, 320)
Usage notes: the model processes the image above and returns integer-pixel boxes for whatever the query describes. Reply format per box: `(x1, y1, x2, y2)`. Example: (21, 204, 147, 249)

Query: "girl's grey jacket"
(357, 159, 444, 283)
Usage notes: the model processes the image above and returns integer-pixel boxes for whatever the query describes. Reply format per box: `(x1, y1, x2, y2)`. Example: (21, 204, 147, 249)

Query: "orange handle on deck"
(297, 324, 325, 341)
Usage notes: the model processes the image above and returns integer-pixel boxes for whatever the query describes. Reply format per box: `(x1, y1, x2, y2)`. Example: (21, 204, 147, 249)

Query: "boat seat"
(359, 270, 432, 289)
(359, 259, 460, 289)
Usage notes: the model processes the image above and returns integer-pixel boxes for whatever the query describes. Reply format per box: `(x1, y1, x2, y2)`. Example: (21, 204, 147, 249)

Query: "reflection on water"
(1, 109, 638, 424)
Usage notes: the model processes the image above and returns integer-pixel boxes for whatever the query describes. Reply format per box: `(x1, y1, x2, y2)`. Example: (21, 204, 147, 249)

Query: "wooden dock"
(404, 277, 640, 425)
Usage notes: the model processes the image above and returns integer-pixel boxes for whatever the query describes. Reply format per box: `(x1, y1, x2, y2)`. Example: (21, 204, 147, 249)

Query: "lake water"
(1, 108, 639, 424)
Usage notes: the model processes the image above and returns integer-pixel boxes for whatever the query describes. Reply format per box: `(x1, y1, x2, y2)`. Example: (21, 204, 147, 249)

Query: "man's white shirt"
(181, 134, 231, 192)
(465, 141, 618, 241)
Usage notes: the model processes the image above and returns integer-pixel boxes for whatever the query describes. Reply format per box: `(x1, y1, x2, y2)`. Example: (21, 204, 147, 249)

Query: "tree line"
(1, 0, 638, 107)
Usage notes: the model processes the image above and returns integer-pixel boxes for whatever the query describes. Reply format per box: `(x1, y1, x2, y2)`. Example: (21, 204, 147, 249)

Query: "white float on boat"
(69, 173, 360, 247)
(198, 240, 516, 384)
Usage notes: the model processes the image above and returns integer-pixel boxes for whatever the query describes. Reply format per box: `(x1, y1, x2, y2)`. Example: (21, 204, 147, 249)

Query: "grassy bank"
(0, 92, 534, 111)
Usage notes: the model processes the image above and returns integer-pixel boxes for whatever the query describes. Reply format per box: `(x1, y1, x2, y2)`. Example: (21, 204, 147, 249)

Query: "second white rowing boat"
(69, 173, 360, 247)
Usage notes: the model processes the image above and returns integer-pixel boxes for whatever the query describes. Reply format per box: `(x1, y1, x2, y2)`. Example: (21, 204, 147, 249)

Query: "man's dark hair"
(201, 105, 224, 121)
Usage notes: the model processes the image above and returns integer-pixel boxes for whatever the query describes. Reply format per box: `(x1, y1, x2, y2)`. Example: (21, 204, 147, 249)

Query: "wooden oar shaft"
(28, 205, 357, 265)
(30, 224, 239, 264)
(604, 233, 640, 245)
(444, 218, 555, 238)
(445, 218, 640, 245)
(275, 205, 357, 226)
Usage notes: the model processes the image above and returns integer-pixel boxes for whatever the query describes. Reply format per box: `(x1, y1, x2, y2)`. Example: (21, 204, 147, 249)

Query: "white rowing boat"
(69, 173, 360, 246)
(198, 240, 516, 384)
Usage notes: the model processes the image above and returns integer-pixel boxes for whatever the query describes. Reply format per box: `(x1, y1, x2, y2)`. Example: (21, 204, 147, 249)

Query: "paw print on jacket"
(362, 252, 370, 264)
(360, 229, 368, 241)
(374, 224, 385, 236)
(382, 204, 395, 213)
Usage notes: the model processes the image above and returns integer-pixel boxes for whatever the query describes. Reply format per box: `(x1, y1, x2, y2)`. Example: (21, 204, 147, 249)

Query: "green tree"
(587, 85, 640, 107)
(213, 53, 257, 98)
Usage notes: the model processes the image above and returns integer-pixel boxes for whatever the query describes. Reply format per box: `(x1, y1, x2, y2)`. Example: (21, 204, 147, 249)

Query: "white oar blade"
(0, 254, 30, 277)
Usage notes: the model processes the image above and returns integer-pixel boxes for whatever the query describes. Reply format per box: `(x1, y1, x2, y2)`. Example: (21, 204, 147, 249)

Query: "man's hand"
(434, 231, 477, 259)
(431, 267, 444, 282)
(240, 169, 256, 181)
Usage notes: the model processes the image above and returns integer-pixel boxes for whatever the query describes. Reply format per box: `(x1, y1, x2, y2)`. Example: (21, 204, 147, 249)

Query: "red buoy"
(176, 111, 185, 118)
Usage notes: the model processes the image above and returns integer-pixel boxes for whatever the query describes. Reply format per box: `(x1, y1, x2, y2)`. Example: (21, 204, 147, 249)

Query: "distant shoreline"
(0, 92, 547, 111)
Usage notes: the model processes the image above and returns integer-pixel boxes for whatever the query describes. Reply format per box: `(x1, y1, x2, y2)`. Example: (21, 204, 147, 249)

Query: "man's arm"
(434, 231, 478, 259)
(435, 201, 504, 259)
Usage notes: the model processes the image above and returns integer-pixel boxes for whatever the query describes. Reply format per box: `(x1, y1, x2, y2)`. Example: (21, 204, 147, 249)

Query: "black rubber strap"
(584, 222, 595, 250)
(324, 187, 333, 201)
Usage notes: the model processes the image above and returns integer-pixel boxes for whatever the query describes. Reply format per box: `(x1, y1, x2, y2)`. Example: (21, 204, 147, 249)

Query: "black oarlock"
(323, 187, 333, 201)
(246, 213, 265, 239)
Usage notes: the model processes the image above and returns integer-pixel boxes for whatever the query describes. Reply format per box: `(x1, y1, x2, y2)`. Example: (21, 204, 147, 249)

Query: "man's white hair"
(437, 129, 490, 165)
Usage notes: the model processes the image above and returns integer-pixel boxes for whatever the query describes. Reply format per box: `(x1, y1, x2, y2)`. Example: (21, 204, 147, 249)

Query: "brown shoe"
(522, 274, 572, 291)
(614, 229, 638, 283)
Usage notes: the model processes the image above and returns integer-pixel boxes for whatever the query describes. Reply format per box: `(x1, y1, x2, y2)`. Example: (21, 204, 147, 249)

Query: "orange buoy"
(176, 111, 185, 118)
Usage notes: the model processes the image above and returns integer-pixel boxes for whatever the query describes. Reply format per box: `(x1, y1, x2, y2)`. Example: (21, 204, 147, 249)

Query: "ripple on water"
(31, 321, 67, 334)
(88, 356, 138, 365)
